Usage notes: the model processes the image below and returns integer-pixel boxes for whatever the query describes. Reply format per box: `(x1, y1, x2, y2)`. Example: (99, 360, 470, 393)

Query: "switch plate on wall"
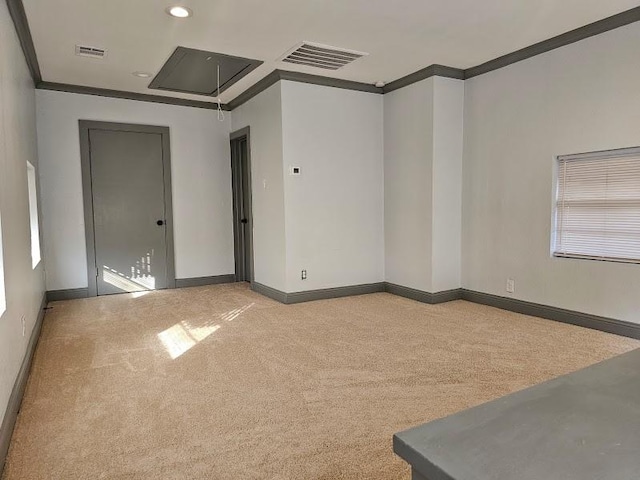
(301, 269, 307, 280)
(21, 315, 26, 337)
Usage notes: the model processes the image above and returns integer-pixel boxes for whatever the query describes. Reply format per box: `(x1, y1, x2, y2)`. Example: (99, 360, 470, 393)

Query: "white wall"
(463, 22, 640, 323)
(383, 77, 464, 293)
(36, 90, 235, 290)
(384, 78, 434, 292)
(281, 81, 384, 292)
(0, 0, 45, 427)
(431, 77, 464, 292)
(231, 83, 287, 291)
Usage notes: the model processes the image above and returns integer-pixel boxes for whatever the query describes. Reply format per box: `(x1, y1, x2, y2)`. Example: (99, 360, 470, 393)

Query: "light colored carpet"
(3, 284, 638, 479)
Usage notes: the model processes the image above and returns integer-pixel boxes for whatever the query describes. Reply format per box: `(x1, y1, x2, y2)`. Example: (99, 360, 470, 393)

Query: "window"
(553, 147, 640, 264)
(27, 162, 41, 268)
(0, 214, 5, 315)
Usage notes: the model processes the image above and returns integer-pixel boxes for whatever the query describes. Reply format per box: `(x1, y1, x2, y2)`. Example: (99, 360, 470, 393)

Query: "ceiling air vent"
(280, 42, 368, 70)
(75, 45, 107, 59)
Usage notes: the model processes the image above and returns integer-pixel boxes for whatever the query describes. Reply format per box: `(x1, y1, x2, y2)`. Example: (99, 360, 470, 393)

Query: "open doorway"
(230, 127, 254, 283)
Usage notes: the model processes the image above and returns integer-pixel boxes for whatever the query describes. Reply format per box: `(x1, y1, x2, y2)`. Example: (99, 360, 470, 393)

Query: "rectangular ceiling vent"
(280, 42, 368, 70)
(75, 45, 107, 59)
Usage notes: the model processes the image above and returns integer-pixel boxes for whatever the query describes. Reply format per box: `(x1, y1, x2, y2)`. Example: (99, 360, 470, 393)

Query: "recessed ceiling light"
(132, 71, 152, 78)
(166, 6, 192, 18)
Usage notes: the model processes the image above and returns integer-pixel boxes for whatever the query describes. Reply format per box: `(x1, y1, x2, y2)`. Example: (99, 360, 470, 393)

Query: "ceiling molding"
(8, 1, 640, 111)
(226, 70, 281, 110)
(6, 0, 42, 85)
(383, 64, 465, 94)
(227, 70, 382, 110)
(226, 5, 640, 106)
(278, 70, 382, 94)
(36, 82, 231, 111)
(465, 5, 640, 78)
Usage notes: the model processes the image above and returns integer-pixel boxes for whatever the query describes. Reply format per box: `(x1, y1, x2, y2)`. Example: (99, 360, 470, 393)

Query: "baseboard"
(46, 288, 89, 302)
(252, 282, 385, 304)
(286, 283, 385, 304)
(251, 282, 288, 303)
(0, 293, 47, 474)
(384, 283, 463, 304)
(461, 289, 640, 340)
(175, 274, 236, 289)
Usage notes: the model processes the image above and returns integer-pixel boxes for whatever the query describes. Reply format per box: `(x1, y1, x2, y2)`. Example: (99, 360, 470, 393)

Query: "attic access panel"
(149, 47, 263, 97)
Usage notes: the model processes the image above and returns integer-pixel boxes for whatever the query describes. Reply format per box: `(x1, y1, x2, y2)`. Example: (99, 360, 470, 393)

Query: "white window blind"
(554, 147, 640, 264)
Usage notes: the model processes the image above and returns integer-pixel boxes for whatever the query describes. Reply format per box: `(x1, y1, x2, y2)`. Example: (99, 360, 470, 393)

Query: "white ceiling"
(23, 0, 640, 104)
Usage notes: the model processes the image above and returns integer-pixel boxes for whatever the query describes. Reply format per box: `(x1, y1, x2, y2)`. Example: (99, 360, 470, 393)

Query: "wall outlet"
(21, 316, 26, 337)
(301, 269, 307, 280)
(506, 278, 515, 294)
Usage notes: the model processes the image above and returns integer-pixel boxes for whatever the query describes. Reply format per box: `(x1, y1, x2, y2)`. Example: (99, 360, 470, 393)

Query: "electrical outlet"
(301, 269, 307, 280)
(506, 278, 515, 294)
(21, 316, 26, 337)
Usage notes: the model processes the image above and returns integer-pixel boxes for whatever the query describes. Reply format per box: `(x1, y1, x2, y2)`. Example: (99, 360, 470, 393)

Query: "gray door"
(88, 128, 169, 295)
(231, 130, 253, 282)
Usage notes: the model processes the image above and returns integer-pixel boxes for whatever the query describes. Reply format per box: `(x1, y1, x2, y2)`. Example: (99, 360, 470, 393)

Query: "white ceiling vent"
(280, 42, 367, 70)
(75, 45, 107, 59)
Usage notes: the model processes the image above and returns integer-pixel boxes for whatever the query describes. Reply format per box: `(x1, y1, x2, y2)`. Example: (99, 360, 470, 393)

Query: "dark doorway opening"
(230, 127, 254, 283)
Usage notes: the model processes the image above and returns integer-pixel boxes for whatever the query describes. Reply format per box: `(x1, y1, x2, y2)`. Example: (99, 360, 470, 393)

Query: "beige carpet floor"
(3, 283, 638, 479)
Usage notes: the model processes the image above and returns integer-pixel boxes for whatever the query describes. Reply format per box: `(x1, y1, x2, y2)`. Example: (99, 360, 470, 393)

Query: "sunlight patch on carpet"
(157, 303, 255, 359)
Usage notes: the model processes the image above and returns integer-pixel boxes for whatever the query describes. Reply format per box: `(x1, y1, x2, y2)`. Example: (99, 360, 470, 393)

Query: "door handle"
(157, 220, 165, 226)
(241, 218, 248, 224)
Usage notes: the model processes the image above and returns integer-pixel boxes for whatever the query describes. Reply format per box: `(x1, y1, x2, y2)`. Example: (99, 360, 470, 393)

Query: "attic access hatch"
(149, 47, 263, 97)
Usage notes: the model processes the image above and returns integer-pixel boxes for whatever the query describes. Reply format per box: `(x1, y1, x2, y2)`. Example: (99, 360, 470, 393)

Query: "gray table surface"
(394, 348, 640, 480)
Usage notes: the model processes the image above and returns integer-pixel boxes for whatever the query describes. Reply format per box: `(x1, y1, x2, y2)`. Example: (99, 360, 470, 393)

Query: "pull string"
(217, 64, 225, 122)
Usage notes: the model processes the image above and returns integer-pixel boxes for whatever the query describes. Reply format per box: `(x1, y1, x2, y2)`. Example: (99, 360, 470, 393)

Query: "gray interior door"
(89, 128, 169, 295)
(231, 133, 253, 282)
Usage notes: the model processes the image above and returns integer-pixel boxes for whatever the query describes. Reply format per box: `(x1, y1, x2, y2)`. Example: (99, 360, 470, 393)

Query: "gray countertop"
(394, 348, 640, 480)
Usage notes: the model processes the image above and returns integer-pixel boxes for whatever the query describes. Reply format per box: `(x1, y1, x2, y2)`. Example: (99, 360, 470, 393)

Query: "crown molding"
(8, 1, 640, 111)
(465, 5, 640, 78)
(227, 69, 382, 110)
(36, 82, 231, 111)
(383, 65, 465, 93)
(6, 0, 41, 85)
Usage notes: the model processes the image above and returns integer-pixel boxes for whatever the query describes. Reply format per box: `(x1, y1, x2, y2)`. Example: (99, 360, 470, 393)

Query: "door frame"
(79, 120, 176, 297)
(230, 126, 255, 283)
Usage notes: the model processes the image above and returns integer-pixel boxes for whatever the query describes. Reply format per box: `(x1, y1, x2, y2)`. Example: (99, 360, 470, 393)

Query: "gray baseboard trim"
(175, 274, 236, 288)
(0, 293, 47, 473)
(384, 283, 463, 304)
(381, 283, 640, 340)
(252, 282, 385, 304)
(46, 288, 89, 302)
(251, 282, 288, 303)
(460, 289, 640, 340)
(286, 283, 385, 304)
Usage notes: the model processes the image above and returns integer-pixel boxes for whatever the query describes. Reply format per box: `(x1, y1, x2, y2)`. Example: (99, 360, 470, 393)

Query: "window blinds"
(554, 148, 640, 264)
